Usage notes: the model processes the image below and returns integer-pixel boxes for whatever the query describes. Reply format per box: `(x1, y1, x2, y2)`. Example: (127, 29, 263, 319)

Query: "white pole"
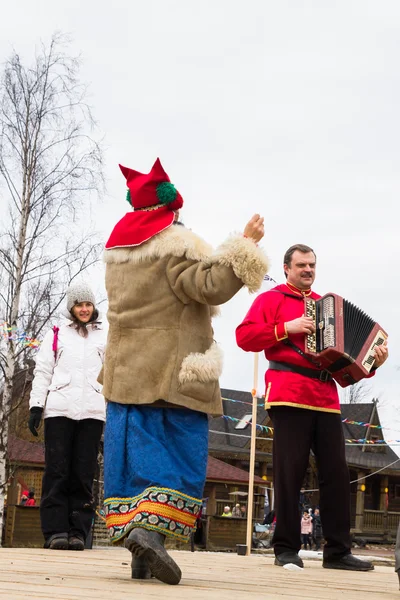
(245, 352, 259, 556)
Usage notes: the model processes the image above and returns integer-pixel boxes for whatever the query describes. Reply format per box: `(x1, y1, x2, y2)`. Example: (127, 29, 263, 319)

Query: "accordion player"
(304, 293, 387, 388)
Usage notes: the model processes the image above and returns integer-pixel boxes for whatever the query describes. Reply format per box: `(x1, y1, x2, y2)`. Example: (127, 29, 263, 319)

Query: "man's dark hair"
(283, 244, 316, 278)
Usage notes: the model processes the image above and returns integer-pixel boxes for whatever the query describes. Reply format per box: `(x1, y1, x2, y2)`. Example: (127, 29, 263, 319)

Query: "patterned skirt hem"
(104, 486, 201, 543)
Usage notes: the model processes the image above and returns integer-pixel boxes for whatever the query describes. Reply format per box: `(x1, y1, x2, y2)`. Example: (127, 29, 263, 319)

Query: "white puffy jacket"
(29, 322, 106, 421)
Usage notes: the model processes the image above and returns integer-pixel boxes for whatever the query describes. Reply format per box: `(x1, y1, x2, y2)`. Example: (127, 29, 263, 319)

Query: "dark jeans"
(314, 535, 323, 551)
(301, 533, 311, 549)
(41, 417, 103, 542)
(269, 406, 351, 561)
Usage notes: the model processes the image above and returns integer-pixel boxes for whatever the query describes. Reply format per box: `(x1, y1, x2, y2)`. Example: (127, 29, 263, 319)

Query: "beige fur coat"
(98, 224, 269, 416)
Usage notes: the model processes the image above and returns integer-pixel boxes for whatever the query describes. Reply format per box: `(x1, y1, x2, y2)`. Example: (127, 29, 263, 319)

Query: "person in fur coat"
(100, 158, 269, 585)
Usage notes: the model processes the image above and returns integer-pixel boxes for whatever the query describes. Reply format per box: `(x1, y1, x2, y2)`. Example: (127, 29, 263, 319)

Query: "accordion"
(304, 293, 387, 388)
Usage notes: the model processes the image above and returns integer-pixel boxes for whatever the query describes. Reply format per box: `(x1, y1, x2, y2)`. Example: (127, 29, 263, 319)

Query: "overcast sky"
(1, 1, 399, 442)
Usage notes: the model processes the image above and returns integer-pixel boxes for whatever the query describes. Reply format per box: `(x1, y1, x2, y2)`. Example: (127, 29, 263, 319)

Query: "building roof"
(206, 455, 264, 484)
(9, 399, 399, 476)
(8, 435, 45, 465)
(209, 388, 270, 457)
(211, 392, 400, 473)
(7, 432, 264, 484)
(340, 403, 400, 472)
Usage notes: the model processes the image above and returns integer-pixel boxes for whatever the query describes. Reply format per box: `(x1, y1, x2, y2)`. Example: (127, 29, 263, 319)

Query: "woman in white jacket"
(28, 282, 106, 551)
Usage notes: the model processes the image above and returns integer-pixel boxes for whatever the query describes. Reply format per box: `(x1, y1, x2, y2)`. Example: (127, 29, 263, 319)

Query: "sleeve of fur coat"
(166, 234, 269, 306)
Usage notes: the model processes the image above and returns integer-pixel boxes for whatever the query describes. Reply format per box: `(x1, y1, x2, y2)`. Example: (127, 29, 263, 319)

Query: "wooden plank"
(0, 547, 398, 599)
(4, 505, 16, 546)
(207, 517, 247, 549)
(246, 354, 259, 555)
(9, 506, 43, 547)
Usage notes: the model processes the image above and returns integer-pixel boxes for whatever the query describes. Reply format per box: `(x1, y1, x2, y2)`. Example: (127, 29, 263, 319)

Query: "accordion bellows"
(305, 293, 387, 388)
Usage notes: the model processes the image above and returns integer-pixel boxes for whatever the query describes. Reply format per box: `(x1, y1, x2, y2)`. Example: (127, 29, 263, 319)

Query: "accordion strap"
(269, 360, 332, 382)
(283, 338, 323, 369)
(271, 289, 327, 370)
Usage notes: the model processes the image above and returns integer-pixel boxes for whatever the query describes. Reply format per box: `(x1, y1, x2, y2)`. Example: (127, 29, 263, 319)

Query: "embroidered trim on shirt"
(275, 323, 288, 341)
(265, 401, 341, 414)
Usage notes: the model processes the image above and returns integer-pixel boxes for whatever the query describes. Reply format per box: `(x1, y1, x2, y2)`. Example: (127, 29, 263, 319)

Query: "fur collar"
(104, 224, 213, 265)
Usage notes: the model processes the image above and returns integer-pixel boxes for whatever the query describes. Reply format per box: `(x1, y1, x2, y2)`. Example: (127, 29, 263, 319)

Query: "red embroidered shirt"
(236, 283, 341, 413)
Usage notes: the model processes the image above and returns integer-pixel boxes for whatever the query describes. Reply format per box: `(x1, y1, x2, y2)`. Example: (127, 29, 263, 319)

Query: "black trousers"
(41, 417, 103, 541)
(269, 406, 351, 560)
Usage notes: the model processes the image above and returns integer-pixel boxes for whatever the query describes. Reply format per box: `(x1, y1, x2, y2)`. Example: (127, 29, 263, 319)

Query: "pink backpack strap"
(52, 326, 60, 360)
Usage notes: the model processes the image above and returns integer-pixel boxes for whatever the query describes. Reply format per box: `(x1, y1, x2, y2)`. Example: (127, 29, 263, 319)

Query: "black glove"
(28, 407, 43, 437)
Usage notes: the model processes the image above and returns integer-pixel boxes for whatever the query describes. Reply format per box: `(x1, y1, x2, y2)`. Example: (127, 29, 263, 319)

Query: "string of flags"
(0, 321, 41, 349)
(219, 397, 400, 444)
(209, 429, 400, 447)
(222, 396, 398, 434)
(214, 424, 400, 447)
(222, 396, 264, 408)
(345, 438, 395, 445)
(1, 322, 396, 444)
(221, 415, 273, 433)
(341, 417, 384, 431)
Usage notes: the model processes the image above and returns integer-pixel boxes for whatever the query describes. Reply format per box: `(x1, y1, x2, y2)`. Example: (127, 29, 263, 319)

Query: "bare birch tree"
(343, 380, 373, 404)
(0, 33, 104, 540)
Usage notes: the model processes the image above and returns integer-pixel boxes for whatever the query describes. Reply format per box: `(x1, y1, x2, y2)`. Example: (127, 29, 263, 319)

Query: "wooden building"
(3, 437, 266, 550)
(4, 392, 400, 548)
(4, 435, 44, 547)
(211, 390, 400, 542)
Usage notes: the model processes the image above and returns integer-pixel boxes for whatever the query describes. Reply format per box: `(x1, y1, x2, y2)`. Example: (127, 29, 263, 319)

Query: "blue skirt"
(103, 403, 209, 543)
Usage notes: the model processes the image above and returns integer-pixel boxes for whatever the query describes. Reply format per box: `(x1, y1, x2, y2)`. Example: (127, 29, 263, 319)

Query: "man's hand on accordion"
(373, 341, 389, 368)
(286, 315, 316, 335)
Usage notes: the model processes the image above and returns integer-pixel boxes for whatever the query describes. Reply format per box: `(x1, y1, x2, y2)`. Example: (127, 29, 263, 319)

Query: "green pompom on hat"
(156, 182, 177, 205)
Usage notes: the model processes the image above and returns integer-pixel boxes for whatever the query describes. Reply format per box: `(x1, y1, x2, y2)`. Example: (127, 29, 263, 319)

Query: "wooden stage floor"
(0, 547, 398, 599)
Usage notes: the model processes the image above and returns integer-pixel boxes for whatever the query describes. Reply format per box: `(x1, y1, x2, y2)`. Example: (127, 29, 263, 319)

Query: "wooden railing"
(215, 499, 261, 519)
(388, 512, 400, 532)
(216, 500, 246, 517)
(4, 505, 43, 547)
(364, 510, 400, 533)
(363, 510, 384, 530)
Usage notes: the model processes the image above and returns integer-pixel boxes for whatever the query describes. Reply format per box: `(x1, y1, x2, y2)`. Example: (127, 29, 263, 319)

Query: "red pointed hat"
(105, 158, 184, 249)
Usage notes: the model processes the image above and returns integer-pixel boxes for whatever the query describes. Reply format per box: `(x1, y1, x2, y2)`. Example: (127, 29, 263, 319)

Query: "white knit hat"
(65, 281, 96, 314)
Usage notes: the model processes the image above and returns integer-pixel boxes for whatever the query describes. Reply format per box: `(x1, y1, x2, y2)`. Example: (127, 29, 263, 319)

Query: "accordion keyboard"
(322, 296, 335, 349)
(305, 299, 317, 352)
(361, 330, 386, 372)
(305, 296, 336, 353)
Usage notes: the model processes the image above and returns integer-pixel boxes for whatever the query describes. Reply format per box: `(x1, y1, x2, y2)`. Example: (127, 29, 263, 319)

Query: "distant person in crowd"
(312, 508, 323, 551)
(299, 487, 309, 513)
(300, 511, 312, 550)
(263, 509, 276, 526)
(232, 503, 242, 517)
(25, 491, 36, 507)
(221, 506, 232, 517)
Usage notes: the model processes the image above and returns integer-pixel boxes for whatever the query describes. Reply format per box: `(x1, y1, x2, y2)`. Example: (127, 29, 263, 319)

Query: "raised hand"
(243, 214, 264, 243)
